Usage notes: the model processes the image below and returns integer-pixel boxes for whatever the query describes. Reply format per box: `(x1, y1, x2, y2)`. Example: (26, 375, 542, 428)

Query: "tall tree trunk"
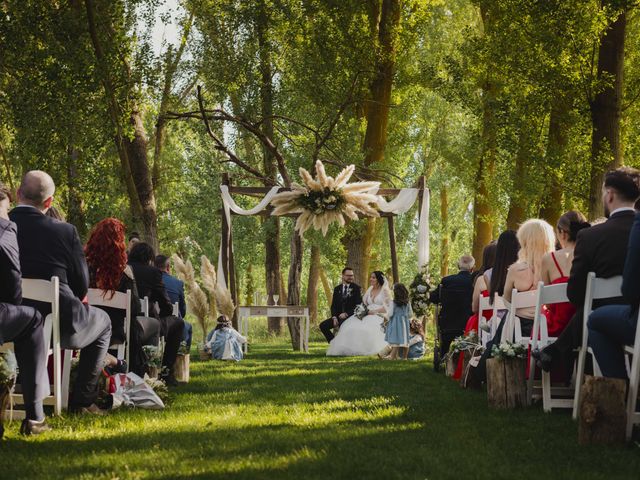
(66, 146, 87, 238)
(257, 2, 283, 333)
(506, 132, 531, 230)
(125, 109, 158, 250)
(440, 187, 449, 277)
(307, 244, 321, 324)
(347, 0, 401, 285)
(588, 7, 626, 219)
(84, 0, 158, 248)
(472, 4, 498, 262)
(540, 100, 571, 226)
(318, 265, 333, 306)
(286, 232, 304, 350)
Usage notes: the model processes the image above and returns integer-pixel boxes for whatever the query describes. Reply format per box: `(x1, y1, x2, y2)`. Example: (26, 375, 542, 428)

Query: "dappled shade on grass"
(1, 343, 639, 479)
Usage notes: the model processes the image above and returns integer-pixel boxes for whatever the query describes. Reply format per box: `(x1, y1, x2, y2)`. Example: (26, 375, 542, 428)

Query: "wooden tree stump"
(486, 357, 526, 409)
(578, 375, 626, 445)
(0, 386, 10, 439)
(445, 352, 459, 377)
(147, 366, 159, 379)
(174, 354, 190, 383)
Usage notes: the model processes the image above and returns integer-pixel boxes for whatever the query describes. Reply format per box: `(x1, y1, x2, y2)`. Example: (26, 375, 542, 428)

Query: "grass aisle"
(1, 342, 639, 479)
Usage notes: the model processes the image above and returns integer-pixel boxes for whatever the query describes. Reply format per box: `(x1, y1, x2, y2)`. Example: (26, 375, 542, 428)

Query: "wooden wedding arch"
(218, 172, 429, 326)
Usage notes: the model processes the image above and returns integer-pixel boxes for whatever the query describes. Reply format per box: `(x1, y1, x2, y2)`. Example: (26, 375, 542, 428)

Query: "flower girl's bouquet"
(354, 303, 368, 320)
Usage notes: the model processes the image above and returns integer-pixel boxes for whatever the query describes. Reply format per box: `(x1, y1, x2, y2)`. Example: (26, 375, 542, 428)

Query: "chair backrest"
(589, 273, 623, 302)
(531, 281, 570, 347)
(140, 296, 150, 316)
(22, 278, 59, 304)
(87, 288, 130, 310)
(503, 288, 538, 343)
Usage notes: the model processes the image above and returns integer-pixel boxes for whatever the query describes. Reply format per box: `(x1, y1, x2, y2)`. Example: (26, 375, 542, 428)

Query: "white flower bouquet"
(491, 341, 527, 360)
(354, 303, 368, 320)
(0, 351, 17, 388)
(449, 331, 481, 355)
(410, 265, 433, 317)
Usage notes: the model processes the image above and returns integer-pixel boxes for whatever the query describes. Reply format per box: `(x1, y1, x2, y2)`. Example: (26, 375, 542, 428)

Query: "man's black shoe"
(20, 418, 51, 436)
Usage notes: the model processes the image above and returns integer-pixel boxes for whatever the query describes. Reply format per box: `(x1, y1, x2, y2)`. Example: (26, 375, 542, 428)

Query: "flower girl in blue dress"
(206, 315, 247, 361)
(383, 283, 412, 360)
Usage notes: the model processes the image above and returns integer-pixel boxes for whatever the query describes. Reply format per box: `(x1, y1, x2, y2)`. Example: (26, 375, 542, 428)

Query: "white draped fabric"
(217, 184, 431, 287)
(217, 185, 281, 288)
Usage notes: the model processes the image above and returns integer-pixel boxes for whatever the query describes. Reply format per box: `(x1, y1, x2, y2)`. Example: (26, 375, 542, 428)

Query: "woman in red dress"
(540, 211, 589, 336)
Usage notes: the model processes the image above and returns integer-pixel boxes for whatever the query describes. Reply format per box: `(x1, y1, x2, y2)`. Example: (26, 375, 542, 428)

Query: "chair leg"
(572, 347, 587, 420)
(626, 353, 640, 441)
(542, 371, 552, 413)
(60, 350, 72, 411)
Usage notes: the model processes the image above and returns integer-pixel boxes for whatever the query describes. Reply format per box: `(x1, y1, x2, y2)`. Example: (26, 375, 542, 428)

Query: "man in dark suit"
(429, 255, 475, 357)
(588, 211, 640, 378)
(537, 167, 640, 372)
(0, 183, 50, 436)
(10, 171, 112, 414)
(129, 244, 184, 385)
(155, 254, 191, 351)
(319, 267, 362, 343)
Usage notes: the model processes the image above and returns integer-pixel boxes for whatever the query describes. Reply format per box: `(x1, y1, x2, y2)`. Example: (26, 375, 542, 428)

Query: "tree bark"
(588, 7, 626, 220)
(256, 2, 284, 333)
(506, 133, 531, 231)
(472, 4, 498, 263)
(307, 244, 321, 324)
(578, 375, 626, 445)
(318, 265, 333, 306)
(440, 187, 449, 277)
(286, 232, 305, 350)
(540, 100, 571, 226)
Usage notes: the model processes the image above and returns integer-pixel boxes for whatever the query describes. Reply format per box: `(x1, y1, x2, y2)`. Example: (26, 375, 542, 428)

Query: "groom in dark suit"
(319, 267, 362, 343)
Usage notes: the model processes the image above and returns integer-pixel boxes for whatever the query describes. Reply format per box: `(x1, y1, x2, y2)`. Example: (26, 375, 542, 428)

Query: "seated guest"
(588, 210, 640, 378)
(540, 211, 590, 336)
(45, 206, 65, 221)
(128, 243, 184, 385)
(206, 315, 247, 361)
(155, 254, 192, 351)
(407, 319, 426, 360)
(85, 219, 161, 376)
(503, 219, 556, 337)
(127, 232, 141, 254)
(0, 183, 50, 436)
(536, 167, 640, 372)
(10, 171, 111, 415)
(476, 230, 520, 381)
(471, 241, 497, 315)
(429, 255, 475, 358)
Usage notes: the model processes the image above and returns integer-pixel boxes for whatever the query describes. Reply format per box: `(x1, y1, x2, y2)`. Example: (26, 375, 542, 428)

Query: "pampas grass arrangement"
(270, 160, 381, 235)
(172, 253, 236, 343)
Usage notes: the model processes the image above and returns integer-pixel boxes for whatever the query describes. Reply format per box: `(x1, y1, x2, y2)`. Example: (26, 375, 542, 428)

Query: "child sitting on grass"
(206, 315, 247, 361)
(407, 319, 425, 360)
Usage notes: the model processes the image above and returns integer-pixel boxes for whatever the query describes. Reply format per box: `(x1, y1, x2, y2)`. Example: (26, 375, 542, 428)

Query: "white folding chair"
(527, 281, 574, 410)
(140, 297, 149, 317)
(502, 288, 537, 345)
(172, 302, 179, 317)
(624, 309, 640, 440)
(87, 288, 132, 371)
(572, 273, 623, 419)
(0, 277, 68, 416)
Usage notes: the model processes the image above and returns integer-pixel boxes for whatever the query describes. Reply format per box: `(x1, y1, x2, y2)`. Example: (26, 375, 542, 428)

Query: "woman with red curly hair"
(85, 218, 160, 376)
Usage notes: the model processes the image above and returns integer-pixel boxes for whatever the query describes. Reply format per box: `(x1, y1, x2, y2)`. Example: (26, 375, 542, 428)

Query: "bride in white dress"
(327, 271, 391, 356)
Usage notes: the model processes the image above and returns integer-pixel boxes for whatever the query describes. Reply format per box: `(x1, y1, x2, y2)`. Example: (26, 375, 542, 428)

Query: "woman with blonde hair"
(503, 219, 556, 336)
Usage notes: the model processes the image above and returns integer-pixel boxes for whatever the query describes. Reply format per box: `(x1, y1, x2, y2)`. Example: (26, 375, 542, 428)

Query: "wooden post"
(387, 216, 399, 284)
(221, 173, 239, 328)
(578, 375, 627, 445)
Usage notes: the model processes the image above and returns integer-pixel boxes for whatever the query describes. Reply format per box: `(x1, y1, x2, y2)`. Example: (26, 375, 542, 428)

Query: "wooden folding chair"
(0, 277, 69, 417)
(87, 288, 132, 371)
(572, 273, 623, 420)
(502, 288, 537, 345)
(526, 281, 574, 410)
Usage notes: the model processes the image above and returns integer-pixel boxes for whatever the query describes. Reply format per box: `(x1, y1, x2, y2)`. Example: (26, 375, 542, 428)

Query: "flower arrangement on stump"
(270, 160, 380, 235)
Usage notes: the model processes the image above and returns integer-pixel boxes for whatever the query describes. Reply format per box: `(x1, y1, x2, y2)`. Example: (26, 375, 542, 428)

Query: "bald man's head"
(18, 170, 55, 211)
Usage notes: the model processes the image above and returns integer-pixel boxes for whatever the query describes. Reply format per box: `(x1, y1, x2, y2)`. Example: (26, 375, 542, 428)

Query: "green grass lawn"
(1, 341, 639, 479)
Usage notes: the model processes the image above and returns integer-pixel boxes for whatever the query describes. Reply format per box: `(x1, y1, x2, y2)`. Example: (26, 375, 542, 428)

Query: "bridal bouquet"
(354, 303, 368, 320)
